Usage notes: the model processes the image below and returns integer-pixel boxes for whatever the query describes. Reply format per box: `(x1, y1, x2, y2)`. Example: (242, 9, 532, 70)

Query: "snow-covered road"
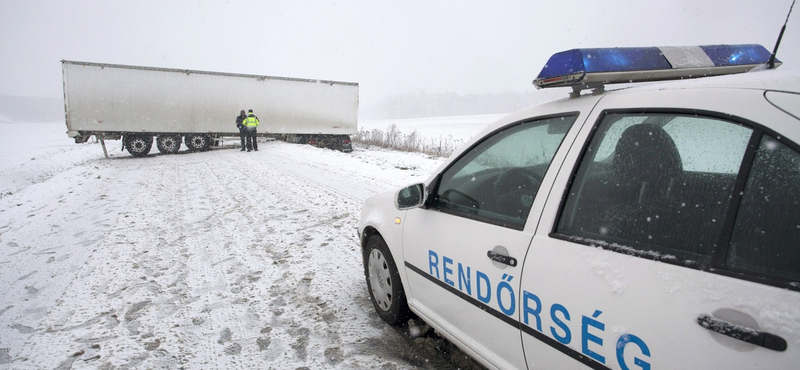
(0, 122, 486, 369)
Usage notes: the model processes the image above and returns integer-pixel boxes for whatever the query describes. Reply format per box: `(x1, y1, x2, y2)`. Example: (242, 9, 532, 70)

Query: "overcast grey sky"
(1, 0, 798, 106)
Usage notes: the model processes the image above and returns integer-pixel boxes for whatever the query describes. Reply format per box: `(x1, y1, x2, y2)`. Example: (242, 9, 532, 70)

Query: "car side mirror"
(395, 183, 426, 210)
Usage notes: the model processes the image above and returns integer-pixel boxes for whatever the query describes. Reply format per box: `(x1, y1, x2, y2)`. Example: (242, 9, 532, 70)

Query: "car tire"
(364, 234, 411, 326)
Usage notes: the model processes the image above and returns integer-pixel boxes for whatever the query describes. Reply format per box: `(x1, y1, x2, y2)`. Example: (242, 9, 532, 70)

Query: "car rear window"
(728, 136, 800, 282)
(557, 111, 800, 286)
(557, 113, 751, 264)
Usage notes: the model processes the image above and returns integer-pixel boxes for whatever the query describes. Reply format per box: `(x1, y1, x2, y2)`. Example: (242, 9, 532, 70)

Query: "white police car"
(359, 44, 800, 369)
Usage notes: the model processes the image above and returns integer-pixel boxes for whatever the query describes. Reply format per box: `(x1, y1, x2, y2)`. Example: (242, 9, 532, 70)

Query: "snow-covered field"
(0, 117, 496, 369)
(359, 114, 505, 142)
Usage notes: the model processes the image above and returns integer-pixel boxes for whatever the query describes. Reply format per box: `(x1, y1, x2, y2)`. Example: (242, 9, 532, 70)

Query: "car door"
(400, 112, 582, 370)
(520, 88, 800, 369)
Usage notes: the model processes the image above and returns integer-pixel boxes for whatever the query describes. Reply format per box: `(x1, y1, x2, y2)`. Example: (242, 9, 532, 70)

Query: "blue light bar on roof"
(533, 44, 778, 90)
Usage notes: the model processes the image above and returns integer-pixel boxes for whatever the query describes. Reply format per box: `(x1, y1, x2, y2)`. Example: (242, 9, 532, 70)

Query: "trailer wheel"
(185, 134, 211, 152)
(157, 134, 182, 154)
(125, 134, 153, 157)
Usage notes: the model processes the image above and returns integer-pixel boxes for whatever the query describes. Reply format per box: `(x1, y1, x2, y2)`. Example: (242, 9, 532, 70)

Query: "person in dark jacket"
(242, 109, 260, 152)
(236, 110, 247, 151)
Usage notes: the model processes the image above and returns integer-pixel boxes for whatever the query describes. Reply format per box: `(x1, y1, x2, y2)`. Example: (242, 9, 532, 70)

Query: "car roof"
(504, 68, 800, 123)
(460, 69, 800, 160)
(610, 68, 800, 94)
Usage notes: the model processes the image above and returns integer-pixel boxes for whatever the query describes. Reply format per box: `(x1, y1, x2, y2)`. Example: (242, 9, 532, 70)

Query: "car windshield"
(433, 115, 578, 229)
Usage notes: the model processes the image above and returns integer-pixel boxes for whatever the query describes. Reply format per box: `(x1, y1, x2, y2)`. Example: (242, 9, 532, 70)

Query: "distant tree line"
(352, 123, 466, 158)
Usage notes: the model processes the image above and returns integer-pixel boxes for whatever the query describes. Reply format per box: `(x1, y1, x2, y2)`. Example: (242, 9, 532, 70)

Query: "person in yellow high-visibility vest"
(242, 109, 260, 152)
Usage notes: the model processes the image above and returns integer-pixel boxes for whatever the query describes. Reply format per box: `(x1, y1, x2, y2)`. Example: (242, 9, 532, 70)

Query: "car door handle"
(696, 314, 787, 352)
(487, 250, 517, 267)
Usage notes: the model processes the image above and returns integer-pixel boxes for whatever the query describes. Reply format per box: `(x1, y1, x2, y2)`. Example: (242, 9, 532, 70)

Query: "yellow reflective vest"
(243, 114, 259, 127)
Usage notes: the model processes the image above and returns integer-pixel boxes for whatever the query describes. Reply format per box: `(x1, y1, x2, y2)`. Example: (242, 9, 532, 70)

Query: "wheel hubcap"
(368, 249, 392, 311)
(131, 139, 146, 152)
(163, 138, 177, 150)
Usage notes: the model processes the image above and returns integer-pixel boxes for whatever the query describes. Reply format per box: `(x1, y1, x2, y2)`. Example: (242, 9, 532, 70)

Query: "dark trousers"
(246, 127, 258, 150)
(239, 126, 247, 148)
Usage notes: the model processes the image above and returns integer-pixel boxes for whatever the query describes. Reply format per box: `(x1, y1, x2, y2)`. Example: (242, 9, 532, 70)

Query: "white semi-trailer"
(61, 60, 359, 156)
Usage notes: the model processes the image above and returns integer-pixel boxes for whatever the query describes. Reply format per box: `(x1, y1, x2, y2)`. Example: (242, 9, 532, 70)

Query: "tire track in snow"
(0, 156, 143, 367)
(225, 143, 481, 369)
(217, 149, 365, 367)
(5, 143, 481, 370)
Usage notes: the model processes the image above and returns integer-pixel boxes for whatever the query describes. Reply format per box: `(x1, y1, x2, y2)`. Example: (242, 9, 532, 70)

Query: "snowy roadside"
(0, 122, 489, 369)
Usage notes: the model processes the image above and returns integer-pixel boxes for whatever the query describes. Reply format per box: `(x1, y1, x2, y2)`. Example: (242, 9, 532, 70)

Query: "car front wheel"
(364, 234, 411, 326)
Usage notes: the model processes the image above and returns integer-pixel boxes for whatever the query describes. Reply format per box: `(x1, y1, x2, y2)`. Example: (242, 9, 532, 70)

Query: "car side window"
(558, 113, 751, 264)
(729, 135, 800, 281)
(433, 115, 577, 230)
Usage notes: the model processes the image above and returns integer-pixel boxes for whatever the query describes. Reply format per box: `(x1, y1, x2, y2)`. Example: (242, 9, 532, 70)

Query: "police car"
(359, 44, 800, 369)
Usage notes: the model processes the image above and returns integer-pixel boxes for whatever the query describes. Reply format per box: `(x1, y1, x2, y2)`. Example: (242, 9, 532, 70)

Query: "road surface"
(0, 135, 483, 369)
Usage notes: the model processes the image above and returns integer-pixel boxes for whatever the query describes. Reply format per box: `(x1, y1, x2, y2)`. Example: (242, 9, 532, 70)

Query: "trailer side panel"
(62, 61, 358, 137)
